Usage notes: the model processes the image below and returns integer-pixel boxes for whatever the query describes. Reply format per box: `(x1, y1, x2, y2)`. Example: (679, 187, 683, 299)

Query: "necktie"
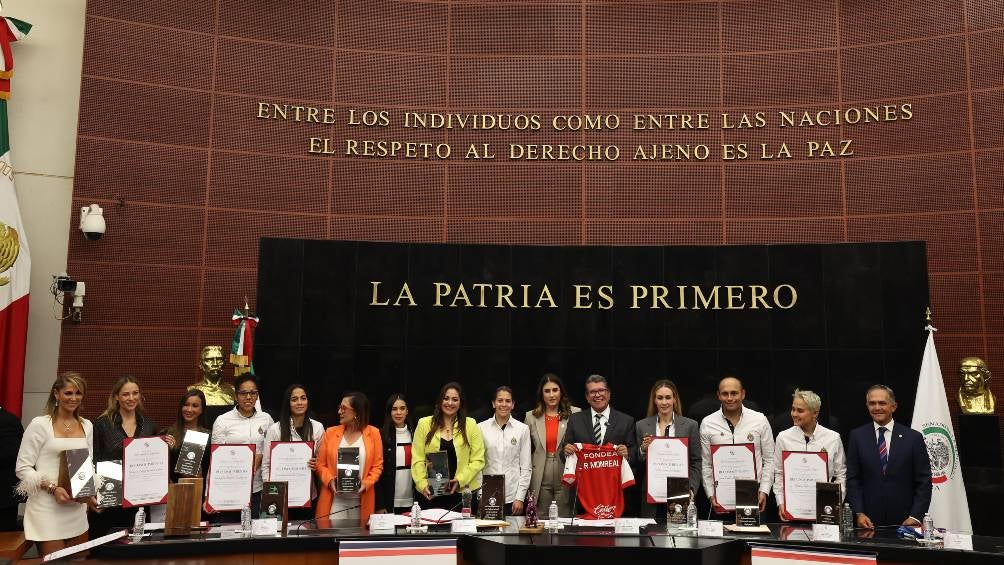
(804, 435, 811, 446)
(665, 425, 672, 437)
(877, 426, 888, 476)
(593, 414, 603, 444)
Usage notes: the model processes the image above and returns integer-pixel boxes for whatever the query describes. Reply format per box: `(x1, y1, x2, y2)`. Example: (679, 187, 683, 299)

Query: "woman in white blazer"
(524, 373, 580, 517)
(15, 373, 95, 556)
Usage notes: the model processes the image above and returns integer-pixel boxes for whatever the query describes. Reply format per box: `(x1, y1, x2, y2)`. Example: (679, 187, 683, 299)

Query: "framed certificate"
(646, 437, 689, 503)
(268, 441, 314, 508)
(206, 444, 255, 513)
(780, 450, 829, 521)
(709, 443, 756, 512)
(122, 436, 169, 507)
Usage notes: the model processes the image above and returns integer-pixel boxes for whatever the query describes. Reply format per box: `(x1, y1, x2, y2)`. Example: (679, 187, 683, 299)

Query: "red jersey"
(562, 443, 635, 519)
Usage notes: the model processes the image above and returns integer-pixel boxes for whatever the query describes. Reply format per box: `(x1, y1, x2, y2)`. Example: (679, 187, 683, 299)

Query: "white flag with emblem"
(910, 327, 972, 533)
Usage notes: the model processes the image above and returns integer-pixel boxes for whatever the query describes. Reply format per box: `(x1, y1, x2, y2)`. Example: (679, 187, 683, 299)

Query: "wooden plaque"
(164, 482, 194, 536)
(179, 477, 204, 526)
(260, 481, 289, 535)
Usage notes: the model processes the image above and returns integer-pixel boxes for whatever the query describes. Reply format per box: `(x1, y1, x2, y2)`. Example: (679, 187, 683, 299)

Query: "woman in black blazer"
(374, 393, 415, 514)
(635, 379, 701, 522)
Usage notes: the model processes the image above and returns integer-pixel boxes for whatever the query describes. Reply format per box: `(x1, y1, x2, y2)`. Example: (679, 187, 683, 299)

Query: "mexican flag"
(910, 325, 972, 533)
(0, 16, 31, 419)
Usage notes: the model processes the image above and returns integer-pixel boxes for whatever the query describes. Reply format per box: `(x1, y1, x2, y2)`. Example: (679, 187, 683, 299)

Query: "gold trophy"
(187, 345, 235, 406)
(958, 356, 995, 414)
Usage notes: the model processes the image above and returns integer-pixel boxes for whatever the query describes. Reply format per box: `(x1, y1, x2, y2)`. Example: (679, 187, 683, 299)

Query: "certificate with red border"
(268, 441, 315, 508)
(781, 450, 829, 521)
(206, 444, 255, 513)
(710, 443, 756, 512)
(646, 437, 689, 503)
(121, 436, 169, 508)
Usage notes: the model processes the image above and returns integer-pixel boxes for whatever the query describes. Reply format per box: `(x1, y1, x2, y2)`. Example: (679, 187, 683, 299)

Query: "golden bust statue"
(187, 345, 235, 406)
(958, 356, 995, 414)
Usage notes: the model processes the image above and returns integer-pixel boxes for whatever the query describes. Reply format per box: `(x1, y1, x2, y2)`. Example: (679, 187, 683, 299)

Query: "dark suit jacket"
(560, 406, 637, 466)
(0, 407, 24, 511)
(845, 421, 932, 525)
(375, 427, 414, 513)
(634, 415, 701, 516)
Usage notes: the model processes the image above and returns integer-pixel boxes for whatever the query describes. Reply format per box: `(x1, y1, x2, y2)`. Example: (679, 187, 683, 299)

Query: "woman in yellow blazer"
(316, 392, 383, 528)
(411, 382, 485, 511)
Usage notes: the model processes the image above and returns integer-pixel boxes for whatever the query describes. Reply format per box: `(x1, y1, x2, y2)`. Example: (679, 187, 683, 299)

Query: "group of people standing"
(14, 370, 933, 556)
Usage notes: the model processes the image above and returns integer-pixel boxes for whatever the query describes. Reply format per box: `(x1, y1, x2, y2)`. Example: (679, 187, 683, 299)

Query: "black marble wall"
(255, 239, 928, 439)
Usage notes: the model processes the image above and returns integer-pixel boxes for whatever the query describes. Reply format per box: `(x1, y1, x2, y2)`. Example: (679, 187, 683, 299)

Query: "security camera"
(79, 204, 106, 241)
(52, 273, 76, 294)
(70, 281, 85, 323)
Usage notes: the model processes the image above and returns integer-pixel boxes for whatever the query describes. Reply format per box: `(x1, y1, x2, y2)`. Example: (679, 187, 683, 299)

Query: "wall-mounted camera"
(79, 204, 106, 241)
(51, 273, 85, 323)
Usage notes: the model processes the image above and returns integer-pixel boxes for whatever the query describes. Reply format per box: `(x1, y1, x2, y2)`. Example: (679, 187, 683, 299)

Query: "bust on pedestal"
(957, 357, 1000, 469)
(187, 345, 235, 426)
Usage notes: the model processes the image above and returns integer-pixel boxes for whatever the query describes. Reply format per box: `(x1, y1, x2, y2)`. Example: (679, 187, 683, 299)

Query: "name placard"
(697, 520, 724, 537)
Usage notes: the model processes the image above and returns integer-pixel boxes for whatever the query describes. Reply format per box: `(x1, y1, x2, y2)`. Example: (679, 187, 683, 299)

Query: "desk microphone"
(293, 504, 362, 533)
(429, 486, 482, 523)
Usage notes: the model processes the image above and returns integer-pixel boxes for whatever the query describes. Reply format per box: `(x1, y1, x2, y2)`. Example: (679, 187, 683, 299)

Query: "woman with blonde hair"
(635, 379, 701, 522)
(91, 374, 162, 536)
(15, 372, 95, 556)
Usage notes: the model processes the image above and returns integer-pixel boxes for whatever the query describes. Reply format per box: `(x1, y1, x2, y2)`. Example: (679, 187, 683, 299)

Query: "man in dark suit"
(846, 385, 932, 528)
(0, 406, 24, 531)
(561, 374, 636, 464)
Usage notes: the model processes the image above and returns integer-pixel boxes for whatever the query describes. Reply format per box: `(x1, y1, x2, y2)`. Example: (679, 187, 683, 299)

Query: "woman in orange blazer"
(316, 392, 383, 528)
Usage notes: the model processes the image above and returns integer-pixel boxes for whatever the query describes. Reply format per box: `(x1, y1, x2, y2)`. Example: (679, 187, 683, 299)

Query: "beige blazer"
(524, 406, 581, 499)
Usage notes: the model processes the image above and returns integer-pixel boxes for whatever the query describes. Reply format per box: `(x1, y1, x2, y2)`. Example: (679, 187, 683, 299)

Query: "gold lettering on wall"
(371, 282, 798, 310)
(254, 101, 915, 160)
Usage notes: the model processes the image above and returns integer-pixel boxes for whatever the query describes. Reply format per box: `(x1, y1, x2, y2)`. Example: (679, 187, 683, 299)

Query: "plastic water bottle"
(240, 503, 252, 536)
(548, 499, 558, 528)
(131, 507, 146, 540)
(841, 503, 854, 535)
(922, 512, 935, 542)
(410, 500, 422, 529)
(461, 486, 472, 519)
(686, 495, 698, 530)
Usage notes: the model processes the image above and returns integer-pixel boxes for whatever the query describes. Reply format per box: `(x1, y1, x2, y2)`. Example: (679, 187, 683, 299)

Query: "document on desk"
(268, 441, 314, 507)
(42, 530, 126, 562)
(781, 450, 828, 521)
(206, 444, 254, 512)
(710, 443, 755, 512)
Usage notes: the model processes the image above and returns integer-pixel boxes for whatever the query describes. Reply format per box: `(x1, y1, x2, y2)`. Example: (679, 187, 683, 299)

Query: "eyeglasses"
(237, 390, 259, 397)
(588, 388, 609, 396)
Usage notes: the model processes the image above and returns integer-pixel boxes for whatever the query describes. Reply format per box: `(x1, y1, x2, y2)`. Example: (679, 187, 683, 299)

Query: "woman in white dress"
(15, 372, 96, 556)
